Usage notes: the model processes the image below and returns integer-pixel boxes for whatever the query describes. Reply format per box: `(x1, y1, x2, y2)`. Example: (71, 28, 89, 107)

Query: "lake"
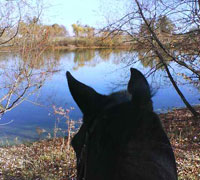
(0, 49, 199, 145)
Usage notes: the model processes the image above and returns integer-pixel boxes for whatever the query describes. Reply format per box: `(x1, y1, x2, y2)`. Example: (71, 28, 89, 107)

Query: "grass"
(0, 106, 199, 180)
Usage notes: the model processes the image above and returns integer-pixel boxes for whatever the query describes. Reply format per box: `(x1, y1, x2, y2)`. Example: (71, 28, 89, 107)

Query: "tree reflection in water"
(0, 51, 60, 122)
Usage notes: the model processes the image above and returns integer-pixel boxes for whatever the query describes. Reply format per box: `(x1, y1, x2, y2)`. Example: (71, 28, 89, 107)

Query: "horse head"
(66, 68, 177, 180)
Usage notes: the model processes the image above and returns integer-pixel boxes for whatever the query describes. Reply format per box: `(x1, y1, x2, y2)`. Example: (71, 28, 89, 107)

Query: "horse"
(66, 68, 178, 180)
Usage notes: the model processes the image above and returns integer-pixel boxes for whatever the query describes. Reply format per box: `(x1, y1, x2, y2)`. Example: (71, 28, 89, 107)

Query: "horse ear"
(127, 68, 151, 106)
(66, 71, 104, 115)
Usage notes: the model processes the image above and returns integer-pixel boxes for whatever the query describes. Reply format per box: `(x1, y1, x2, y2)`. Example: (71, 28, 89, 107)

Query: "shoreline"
(1, 105, 199, 147)
(0, 105, 199, 179)
(0, 44, 133, 53)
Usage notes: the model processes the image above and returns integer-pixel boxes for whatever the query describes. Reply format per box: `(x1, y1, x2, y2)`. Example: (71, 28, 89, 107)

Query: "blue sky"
(43, 0, 103, 33)
(42, 0, 127, 34)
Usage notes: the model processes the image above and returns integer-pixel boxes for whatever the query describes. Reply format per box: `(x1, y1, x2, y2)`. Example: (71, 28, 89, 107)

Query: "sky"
(42, 0, 127, 34)
(43, 0, 104, 34)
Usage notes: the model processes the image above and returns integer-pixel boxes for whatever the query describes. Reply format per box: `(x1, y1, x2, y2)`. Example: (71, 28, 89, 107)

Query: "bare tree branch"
(135, 0, 199, 117)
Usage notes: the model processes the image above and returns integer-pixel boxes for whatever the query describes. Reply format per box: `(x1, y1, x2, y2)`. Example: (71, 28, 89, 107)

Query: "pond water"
(0, 49, 199, 145)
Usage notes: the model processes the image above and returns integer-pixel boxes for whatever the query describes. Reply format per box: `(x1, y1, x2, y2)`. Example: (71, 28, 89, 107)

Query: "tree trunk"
(135, 0, 199, 117)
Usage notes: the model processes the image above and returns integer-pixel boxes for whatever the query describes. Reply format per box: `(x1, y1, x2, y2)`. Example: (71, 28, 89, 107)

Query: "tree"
(84, 25, 95, 37)
(156, 15, 175, 34)
(72, 23, 84, 37)
(0, 52, 58, 119)
(0, 0, 55, 120)
(101, 0, 200, 117)
(0, 0, 45, 47)
(51, 24, 68, 37)
(72, 23, 95, 37)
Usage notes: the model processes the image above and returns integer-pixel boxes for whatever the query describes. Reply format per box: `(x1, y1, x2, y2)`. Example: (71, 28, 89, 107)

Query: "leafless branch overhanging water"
(135, 0, 199, 117)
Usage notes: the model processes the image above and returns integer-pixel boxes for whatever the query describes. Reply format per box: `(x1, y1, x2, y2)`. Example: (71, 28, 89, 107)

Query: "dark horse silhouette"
(66, 68, 178, 180)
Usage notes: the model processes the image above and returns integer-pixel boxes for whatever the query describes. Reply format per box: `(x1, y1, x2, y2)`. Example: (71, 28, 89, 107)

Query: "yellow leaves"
(72, 23, 95, 37)
(177, 72, 192, 82)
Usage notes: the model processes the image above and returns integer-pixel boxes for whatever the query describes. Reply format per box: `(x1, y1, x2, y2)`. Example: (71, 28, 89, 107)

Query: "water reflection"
(98, 49, 113, 60)
(73, 49, 95, 70)
(0, 51, 60, 118)
(137, 49, 171, 70)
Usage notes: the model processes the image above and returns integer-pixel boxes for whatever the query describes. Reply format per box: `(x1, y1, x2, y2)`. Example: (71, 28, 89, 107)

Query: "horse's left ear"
(127, 68, 151, 106)
(66, 71, 105, 115)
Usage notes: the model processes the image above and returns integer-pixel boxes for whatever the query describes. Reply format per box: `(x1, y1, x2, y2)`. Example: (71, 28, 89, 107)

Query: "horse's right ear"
(127, 68, 152, 106)
(66, 71, 105, 115)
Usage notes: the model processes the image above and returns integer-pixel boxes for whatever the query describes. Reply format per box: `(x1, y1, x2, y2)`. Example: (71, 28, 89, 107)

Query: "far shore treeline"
(0, 16, 199, 52)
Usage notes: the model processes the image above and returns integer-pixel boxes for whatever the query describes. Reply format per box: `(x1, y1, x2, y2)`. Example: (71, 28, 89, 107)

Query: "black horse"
(66, 68, 178, 180)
